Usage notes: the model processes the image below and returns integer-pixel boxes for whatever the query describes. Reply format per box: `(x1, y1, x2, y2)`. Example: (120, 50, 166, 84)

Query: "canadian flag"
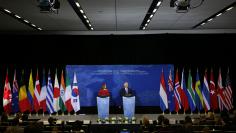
(3, 71, 12, 114)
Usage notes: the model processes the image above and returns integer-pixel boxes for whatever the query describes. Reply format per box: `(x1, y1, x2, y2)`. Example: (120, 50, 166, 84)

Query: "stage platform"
(9, 113, 220, 124)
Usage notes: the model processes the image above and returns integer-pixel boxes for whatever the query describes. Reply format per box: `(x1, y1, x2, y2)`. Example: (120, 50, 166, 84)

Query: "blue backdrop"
(66, 65, 174, 106)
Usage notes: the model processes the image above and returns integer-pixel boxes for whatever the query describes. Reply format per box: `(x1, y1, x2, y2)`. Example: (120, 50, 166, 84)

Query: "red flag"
(34, 70, 41, 112)
(209, 68, 218, 110)
(180, 69, 189, 111)
(3, 71, 12, 114)
(174, 69, 182, 112)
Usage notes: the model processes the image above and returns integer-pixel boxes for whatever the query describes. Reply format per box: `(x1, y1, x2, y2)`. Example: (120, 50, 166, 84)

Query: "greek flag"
(46, 70, 55, 114)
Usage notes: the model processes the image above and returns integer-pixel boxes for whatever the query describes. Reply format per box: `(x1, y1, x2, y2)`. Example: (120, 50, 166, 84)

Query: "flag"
(40, 69, 47, 112)
(27, 70, 34, 112)
(180, 68, 189, 111)
(217, 68, 229, 111)
(167, 69, 175, 112)
(202, 69, 210, 111)
(187, 69, 196, 112)
(53, 69, 60, 112)
(209, 68, 218, 110)
(65, 73, 73, 112)
(19, 70, 30, 112)
(224, 68, 233, 110)
(46, 70, 55, 114)
(195, 69, 204, 111)
(174, 69, 182, 112)
(34, 69, 41, 112)
(159, 68, 168, 111)
(12, 70, 19, 113)
(3, 70, 12, 114)
(59, 70, 66, 112)
(71, 72, 80, 112)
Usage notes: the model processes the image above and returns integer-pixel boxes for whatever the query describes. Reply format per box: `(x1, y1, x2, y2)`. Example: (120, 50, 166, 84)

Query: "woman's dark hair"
(158, 115, 165, 125)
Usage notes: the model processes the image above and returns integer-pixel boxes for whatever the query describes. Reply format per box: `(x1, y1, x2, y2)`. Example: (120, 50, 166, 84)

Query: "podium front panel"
(97, 97, 109, 119)
(122, 96, 135, 119)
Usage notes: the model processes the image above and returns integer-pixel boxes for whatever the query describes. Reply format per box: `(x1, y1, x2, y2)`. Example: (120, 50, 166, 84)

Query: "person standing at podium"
(120, 82, 134, 97)
(98, 83, 110, 97)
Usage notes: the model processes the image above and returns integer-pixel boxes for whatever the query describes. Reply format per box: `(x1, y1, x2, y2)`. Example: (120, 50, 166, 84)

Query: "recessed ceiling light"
(80, 9, 84, 13)
(24, 20, 29, 23)
(157, 1, 162, 7)
(145, 24, 148, 26)
(147, 19, 150, 22)
(207, 18, 213, 22)
(142, 27, 146, 30)
(216, 13, 222, 17)
(153, 8, 157, 13)
(15, 15, 21, 18)
(31, 24, 36, 27)
(150, 14, 154, 18)
(4, 9, 11, 13)
(226, 7, 234, 11)
(38, 28, 42, 30)
(89, 24, 91, 27)
(91, 28, 94, 30)
(75, 2, 80, 7)
(83, 15, 87, 19)
(201, 23, 205, 26)
(86, 20, 89, 23)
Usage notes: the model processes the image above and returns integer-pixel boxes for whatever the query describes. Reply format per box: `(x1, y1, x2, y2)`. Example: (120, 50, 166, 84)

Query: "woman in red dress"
(98, 83, 110, 97)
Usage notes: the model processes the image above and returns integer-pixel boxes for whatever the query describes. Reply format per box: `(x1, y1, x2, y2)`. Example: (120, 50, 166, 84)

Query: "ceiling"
(0, 0, 236, 33)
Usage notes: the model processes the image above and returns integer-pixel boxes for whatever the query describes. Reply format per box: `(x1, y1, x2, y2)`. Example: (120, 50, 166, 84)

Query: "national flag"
(19, 70, 30, 112)
(40, 69, 47, 112)
(12, 70, 19, 113)
(27, 70, 34, 112)
(3, 70, 12, 114)
(202, 69, 210, 111)
(209, 68, 218, 110)
(224, 68, 233, 110)
(217, 68, 229, 111)
(174, 69, 182, 112)
(180, 68, 189, 111)
(159, 68, 168, 111)
(187, 69, 196, 112)
(53, 69, 60, 112)
(71, 72, 80, 112)
(59, 70, 66, 112)
(65, 73, 73, 112)
(195, 69, 204, 111)
(167, 69, 175, 112)
(46, 70, 55, 114)
(34, 69, 41, 112)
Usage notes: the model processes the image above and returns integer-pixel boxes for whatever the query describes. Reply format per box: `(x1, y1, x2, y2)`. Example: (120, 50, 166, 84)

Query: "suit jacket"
(120, 87, 134, 97)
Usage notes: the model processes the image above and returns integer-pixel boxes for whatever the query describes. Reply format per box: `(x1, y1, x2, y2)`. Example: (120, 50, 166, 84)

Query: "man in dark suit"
(120, 82, 134, 97)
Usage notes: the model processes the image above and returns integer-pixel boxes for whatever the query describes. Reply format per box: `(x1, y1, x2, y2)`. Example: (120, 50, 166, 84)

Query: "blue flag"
(195, 70, 203, 111)
(12, 70, 19, 113)
(168, 69, 175, 112)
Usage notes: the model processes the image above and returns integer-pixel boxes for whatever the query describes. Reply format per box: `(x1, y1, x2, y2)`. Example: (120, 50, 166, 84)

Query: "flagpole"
(36, 112, 38, 117)
(62, 112, 64, 116)
(43, 112, 44, 117)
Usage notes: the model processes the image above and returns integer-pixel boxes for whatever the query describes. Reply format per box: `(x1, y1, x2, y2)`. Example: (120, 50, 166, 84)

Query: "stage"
(8, 113, 220, 124)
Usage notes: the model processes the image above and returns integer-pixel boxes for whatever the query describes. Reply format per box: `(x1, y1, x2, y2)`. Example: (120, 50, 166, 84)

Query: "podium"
(122, 96, 135, 119)
(97, 96, 110, 119)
